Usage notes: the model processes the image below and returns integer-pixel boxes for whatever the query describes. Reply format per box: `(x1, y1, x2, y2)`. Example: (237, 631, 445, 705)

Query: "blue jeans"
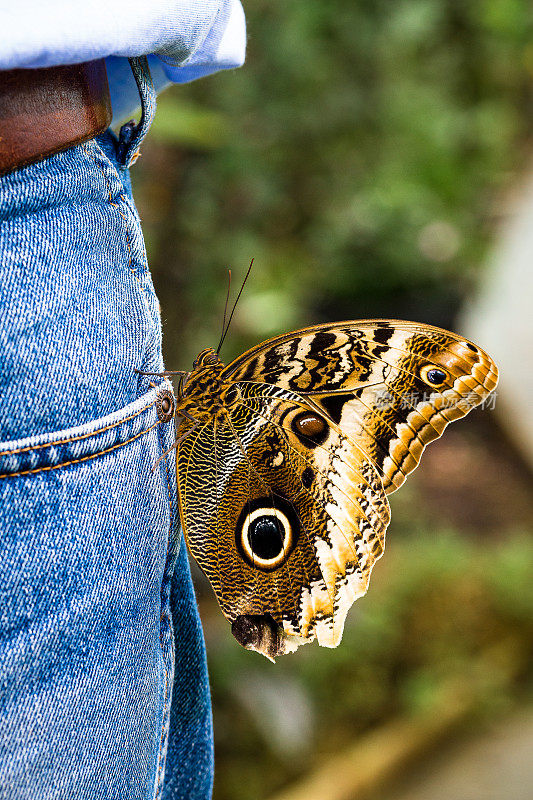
(0, 124, 213, 796)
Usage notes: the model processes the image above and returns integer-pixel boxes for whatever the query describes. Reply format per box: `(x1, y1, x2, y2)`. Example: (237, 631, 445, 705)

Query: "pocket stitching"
(0, 419, 161, 479)
(0, 399, 157, 457)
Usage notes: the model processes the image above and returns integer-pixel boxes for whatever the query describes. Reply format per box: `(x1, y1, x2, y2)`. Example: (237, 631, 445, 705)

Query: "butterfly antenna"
(217, 258, 254, 355)
(216, 269, 232, 355)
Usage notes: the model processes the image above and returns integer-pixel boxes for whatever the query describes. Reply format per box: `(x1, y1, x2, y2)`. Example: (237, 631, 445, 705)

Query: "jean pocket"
(0, 382, 179, 800)
(0, 382, 173, 479)
(0, 134, 165, 444)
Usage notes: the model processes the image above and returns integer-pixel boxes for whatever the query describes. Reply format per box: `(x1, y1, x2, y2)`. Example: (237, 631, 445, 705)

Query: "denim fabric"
(0, 132, 213, 799)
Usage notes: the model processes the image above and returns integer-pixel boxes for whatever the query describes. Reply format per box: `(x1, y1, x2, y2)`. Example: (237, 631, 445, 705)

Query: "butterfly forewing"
(223, 321, 498, 492)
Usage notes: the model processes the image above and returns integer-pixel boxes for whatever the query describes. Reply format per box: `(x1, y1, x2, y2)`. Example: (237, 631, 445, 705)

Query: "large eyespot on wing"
(176, 406, 312, 659)
(177, 382, 391, 659)
(235, 496, 298, 572)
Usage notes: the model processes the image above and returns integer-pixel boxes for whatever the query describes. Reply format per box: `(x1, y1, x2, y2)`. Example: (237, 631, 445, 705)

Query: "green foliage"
(130, 6, 533, 798)
(207, 531, 533, 800)
(150, 96, 230, 149)
(133, 0, 533, 368)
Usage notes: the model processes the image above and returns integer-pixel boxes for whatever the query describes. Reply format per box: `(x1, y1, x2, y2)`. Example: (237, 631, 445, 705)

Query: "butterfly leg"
(173, 422, 200, 448)
(151, 411, 200, 473)
(135, 368, 189, 377)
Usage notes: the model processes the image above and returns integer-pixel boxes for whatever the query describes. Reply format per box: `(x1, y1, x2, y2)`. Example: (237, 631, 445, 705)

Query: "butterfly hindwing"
(177, 381, 390, 658)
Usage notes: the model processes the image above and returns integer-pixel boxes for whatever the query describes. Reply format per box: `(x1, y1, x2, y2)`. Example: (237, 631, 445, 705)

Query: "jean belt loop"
(117, 56, 157, 168)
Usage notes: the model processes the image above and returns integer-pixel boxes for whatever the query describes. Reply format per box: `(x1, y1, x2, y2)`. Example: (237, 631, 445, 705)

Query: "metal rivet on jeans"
(156, 388, 175, 423)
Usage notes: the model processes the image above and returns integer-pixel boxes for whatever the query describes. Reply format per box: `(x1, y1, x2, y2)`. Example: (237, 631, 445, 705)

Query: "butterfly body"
(172, 321, 498, 660)
(176, 351, 227, 421)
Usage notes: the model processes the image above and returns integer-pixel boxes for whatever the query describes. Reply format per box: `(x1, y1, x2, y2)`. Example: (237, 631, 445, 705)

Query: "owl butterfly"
(157, 319, 497, 660)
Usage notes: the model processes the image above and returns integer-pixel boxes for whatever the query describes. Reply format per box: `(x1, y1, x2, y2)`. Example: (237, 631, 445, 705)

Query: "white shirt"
(1, 0, 246, 119)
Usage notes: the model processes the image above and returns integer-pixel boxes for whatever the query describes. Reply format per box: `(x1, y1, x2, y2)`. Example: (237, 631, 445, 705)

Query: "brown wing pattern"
(177, 382, 390, 657)
(177, 320, 497, 657)
(223, 321, 498, 492)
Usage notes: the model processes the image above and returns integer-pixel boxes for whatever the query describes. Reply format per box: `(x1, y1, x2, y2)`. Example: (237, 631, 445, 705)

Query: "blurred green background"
(132, 2, 533, 798)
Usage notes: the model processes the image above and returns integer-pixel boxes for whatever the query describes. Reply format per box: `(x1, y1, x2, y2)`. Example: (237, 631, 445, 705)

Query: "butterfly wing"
(222, 320, 498, 492)
(179, 320, 497, 658)
(176, 381, 390, 659)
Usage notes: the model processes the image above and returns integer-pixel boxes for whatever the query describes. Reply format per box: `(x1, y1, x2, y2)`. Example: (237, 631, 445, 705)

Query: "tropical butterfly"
(142, 279, 498, 660)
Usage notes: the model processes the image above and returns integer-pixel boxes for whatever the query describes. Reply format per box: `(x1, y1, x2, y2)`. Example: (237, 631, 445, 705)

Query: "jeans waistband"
(116, 57, 157, 169)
